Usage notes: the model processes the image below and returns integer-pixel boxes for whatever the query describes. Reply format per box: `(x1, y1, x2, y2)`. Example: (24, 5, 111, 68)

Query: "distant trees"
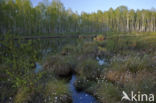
(0, 0, 156, 35)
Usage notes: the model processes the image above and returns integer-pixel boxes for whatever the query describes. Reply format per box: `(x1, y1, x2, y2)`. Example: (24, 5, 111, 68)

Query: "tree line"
(0, 0, 156, 35)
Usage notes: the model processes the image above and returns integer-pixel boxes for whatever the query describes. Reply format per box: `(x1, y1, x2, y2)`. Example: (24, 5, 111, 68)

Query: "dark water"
(69, 75, 98, 103)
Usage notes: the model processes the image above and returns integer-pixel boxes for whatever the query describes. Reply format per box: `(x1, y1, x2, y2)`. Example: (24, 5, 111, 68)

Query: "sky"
(31, 0, 156, 13)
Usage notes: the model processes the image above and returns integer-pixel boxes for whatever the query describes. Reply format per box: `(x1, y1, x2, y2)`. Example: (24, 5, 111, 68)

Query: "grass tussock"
(43, 55, 76, 77)
(75, 58, 101, 80)
(43, 80, 72, 103)
(95, 82, 121, 103)
(14, 73, 72, 103)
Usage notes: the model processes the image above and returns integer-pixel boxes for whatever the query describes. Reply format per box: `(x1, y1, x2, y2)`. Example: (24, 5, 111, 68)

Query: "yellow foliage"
(94, 35, 105, 42)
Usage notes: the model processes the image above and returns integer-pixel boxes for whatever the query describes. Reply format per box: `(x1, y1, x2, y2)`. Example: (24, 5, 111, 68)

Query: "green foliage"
(94, 35, 105, 42)
(0, 34, 40, 88)
(1, 0, 156, 34)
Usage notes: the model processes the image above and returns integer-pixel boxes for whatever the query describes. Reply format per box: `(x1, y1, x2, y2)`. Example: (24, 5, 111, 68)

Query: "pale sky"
(31, 0, 156, 13)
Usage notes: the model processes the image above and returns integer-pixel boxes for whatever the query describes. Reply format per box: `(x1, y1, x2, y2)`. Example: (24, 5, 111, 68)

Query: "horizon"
(31, 0, 156, 13)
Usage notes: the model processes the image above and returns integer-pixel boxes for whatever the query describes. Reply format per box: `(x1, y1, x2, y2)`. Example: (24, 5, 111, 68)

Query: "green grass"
(43, 79, 71, 103)
(14, 78, 72, 103)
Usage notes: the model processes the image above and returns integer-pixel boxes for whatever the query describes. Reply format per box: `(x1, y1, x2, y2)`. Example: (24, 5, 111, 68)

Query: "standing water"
(35, 58, 102, 103)
(69, 75, 98, 103)
(35, 62, 42, 73)
(96, 57, 107, 65)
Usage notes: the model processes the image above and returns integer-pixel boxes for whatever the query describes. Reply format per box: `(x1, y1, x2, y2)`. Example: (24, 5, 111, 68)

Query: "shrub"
(94, 35, 105, 42)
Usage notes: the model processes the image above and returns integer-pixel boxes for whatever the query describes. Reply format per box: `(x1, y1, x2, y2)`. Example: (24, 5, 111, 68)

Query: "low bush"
(94, 35, 105, 42)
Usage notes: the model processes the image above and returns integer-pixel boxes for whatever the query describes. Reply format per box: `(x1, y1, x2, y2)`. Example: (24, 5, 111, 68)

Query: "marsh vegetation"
(0, 33, 155, 103)
(0, 0, 156, 103)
